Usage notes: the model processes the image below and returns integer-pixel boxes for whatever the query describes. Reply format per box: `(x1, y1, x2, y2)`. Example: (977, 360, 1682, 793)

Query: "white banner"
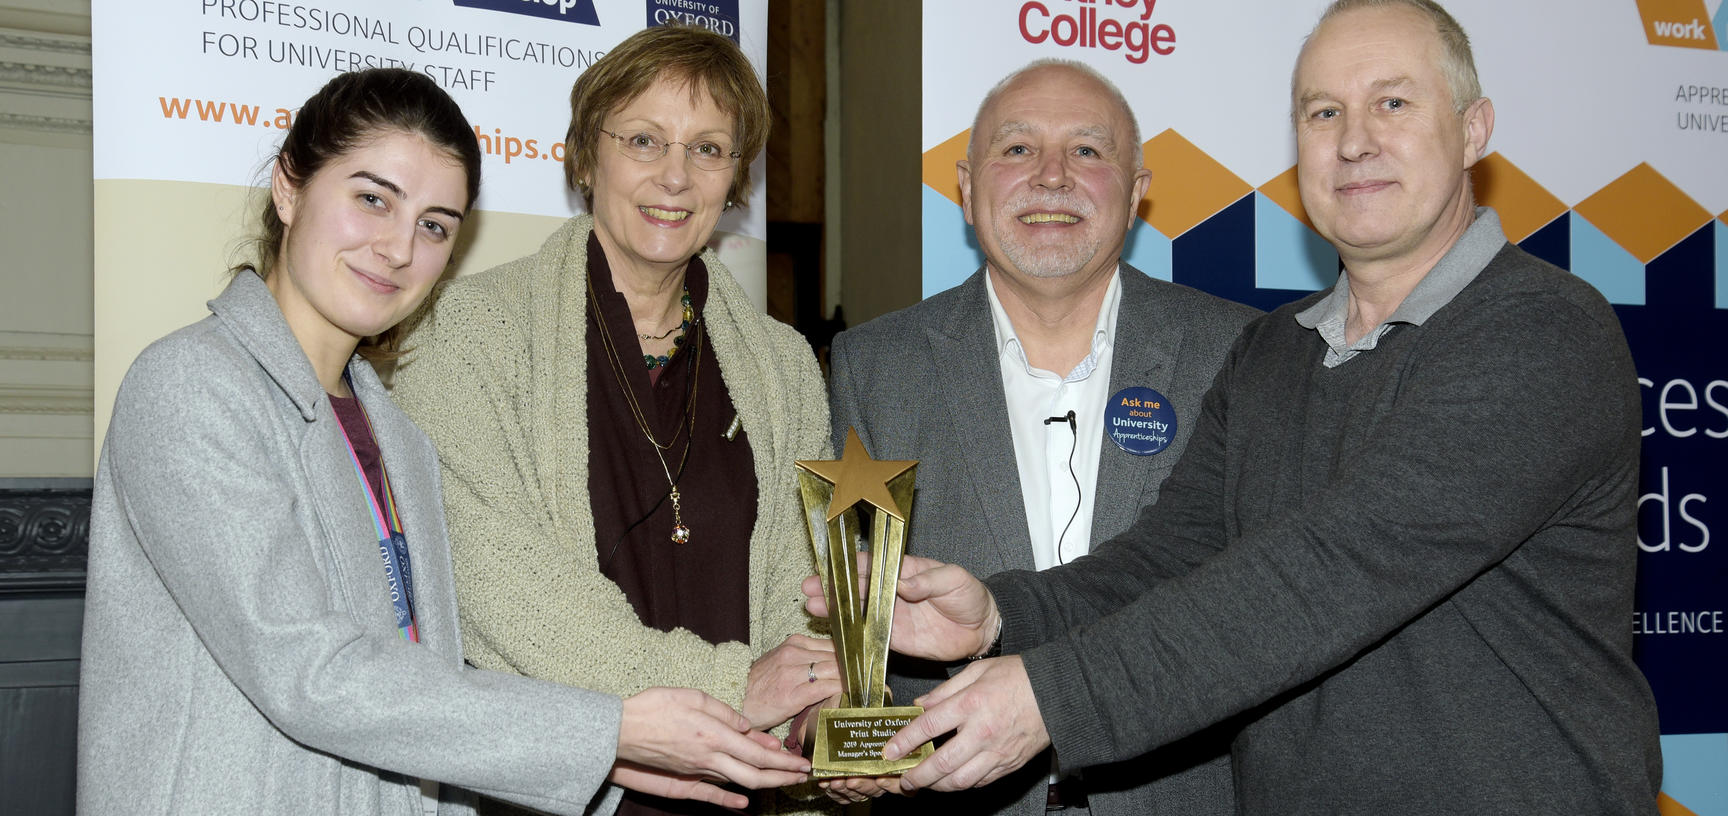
(95, 0, 766, 229)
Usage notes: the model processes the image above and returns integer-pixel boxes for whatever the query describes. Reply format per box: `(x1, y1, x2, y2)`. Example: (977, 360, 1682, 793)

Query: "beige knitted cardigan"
(392, 214, 829, 716)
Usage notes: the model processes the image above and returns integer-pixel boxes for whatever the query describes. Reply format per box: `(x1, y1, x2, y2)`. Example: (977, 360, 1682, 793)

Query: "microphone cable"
(1043, 409, 1080, 565)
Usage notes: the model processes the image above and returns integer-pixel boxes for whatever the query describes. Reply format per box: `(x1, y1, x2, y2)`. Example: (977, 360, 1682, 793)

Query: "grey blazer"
(827, 266, 1260, 816)
(78, 271, 623, 816)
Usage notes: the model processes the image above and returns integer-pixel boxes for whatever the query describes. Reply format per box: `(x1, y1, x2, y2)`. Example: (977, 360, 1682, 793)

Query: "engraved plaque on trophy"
(794, 428, 933, 778)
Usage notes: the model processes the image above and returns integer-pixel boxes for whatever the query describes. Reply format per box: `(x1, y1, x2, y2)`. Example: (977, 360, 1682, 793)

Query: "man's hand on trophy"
(801, 553, 1001, 663)
(885, 656, 1050, 793)
(818, 774, 900, 804)
(894, 554, 1002, 660)
(743, 634, 843, 730)
(615, 686, 811, 807)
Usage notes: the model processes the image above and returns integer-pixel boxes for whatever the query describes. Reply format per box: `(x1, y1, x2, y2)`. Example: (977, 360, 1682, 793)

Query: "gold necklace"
(638, 289, 692, 342)
(589, 274, 702, 543)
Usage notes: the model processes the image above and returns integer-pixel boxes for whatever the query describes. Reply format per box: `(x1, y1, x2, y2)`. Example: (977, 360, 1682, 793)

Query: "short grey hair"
(1295, 0, 1482, 119)
(968, 58, 1143, 168)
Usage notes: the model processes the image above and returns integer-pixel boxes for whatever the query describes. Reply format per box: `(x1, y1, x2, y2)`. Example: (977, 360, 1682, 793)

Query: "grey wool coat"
(828, 266, 1261, 816)
(79, 270, 624, 816)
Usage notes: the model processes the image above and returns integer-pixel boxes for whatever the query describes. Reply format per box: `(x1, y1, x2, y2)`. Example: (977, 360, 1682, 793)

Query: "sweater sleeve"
(996, 290, 1640, 768)
(393, 282, 755, 708)
(758, 319, 834, 648)
(746, 321, 843, 815)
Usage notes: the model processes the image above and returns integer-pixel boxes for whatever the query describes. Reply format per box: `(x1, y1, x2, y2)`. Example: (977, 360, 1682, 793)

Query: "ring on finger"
(808, 661, 817, 683)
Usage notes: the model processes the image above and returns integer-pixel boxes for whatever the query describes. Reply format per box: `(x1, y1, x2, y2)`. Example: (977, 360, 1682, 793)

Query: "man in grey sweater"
(813, 1, 1664, 812)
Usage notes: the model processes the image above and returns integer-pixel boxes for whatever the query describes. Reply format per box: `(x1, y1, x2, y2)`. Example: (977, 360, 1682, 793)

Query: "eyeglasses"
(598, 128, 741, 171)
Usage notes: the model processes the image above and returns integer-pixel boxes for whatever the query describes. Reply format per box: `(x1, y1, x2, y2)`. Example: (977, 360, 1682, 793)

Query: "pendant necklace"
(589, 273, 702, 544)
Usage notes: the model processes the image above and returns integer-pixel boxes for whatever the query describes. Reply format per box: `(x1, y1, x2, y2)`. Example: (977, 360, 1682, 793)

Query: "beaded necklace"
(643, 289, 695, 370)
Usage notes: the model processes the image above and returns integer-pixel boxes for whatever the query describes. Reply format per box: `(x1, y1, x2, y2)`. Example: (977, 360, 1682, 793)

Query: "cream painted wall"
(1, 142, 92, 476)
(0, 7, 93, 477)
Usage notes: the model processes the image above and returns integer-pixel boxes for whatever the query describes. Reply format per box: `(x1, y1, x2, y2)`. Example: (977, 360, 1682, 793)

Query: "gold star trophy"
(794, 428, 933, 777)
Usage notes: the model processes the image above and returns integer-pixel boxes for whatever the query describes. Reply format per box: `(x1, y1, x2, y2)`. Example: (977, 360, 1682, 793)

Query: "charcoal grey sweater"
(988, 217, 1663, 814)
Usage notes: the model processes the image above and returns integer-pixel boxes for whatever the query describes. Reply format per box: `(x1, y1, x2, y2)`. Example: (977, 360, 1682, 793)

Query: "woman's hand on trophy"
(804, 553, 1001, 662)
(616, 686, 811, 806)
(885, 656, 1050, 793)
(743, 634, 844, 730)
(608, 761, 757, 809)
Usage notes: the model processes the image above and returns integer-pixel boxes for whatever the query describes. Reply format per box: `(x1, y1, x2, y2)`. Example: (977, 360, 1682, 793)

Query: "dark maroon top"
(586, 235, 759, 815)
(485, 240, 767, 816)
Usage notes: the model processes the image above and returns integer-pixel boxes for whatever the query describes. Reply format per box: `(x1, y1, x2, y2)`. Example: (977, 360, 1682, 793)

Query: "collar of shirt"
(984, 267, 1122, 573)
(1295, 207, 1508, 367)
(985, 266, 1121, 381)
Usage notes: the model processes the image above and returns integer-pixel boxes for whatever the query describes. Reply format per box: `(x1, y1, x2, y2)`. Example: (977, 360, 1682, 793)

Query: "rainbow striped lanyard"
(329, 390, 420, 643)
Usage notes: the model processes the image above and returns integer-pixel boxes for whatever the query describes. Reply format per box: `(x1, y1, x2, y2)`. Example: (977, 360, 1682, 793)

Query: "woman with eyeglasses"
(393, 26, 838, 816)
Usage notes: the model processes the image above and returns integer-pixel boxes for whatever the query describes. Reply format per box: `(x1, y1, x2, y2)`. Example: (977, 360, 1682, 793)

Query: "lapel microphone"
(1044, 409, 1077, 434)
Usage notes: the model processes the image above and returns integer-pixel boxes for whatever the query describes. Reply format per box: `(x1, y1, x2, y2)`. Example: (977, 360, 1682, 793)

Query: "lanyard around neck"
(328, 388, 420, 644)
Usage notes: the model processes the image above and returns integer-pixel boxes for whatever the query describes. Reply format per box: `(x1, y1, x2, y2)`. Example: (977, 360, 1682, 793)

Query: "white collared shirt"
(985, 268, 1122, 572)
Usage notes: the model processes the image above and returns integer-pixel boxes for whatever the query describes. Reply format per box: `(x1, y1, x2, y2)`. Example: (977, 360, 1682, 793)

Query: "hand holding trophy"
(794, 429, 935, 778)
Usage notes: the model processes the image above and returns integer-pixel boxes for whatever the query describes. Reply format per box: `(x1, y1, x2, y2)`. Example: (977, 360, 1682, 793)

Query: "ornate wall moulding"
(0, 481, 90, 593)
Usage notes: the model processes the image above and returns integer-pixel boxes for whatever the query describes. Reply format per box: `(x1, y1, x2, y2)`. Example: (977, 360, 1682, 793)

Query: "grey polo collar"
(1296, 206, 1508, 333)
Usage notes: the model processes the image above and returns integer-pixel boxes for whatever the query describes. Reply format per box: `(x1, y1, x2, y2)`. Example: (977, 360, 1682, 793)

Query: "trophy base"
(810, 705, 934, 778)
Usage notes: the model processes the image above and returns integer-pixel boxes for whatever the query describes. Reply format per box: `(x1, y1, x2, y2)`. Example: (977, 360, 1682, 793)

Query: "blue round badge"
(1105, 387, 1177, 456)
